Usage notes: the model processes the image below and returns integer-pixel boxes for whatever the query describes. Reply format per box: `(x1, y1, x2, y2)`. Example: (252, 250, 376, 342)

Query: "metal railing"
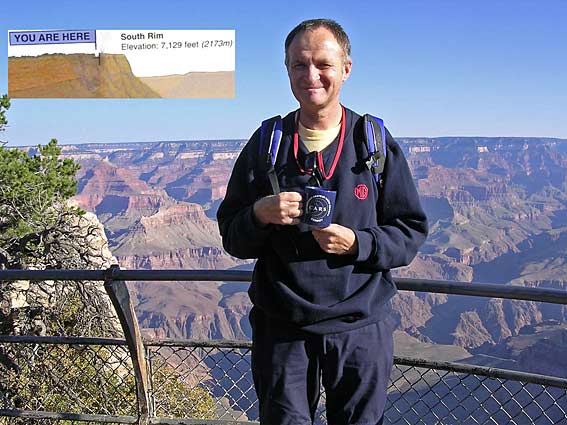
(1, 268, 566, 424)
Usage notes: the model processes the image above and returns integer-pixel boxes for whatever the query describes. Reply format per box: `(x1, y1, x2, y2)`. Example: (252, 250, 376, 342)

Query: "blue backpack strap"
(258, 115, 283, 194)
(363, 114, 387, 183)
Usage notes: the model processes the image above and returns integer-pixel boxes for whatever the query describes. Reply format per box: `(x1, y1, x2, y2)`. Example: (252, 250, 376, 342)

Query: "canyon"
(32, 135, 567, 378)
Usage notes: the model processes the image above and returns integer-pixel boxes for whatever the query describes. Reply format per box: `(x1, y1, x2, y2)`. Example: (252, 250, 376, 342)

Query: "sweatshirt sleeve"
(216, 130, 275, 259)
(353, 131, 428, 270)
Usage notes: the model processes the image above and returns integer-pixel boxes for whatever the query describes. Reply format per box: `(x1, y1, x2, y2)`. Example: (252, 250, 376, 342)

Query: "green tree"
(0, 139, 81, 261)
(0, 94, 83, 268)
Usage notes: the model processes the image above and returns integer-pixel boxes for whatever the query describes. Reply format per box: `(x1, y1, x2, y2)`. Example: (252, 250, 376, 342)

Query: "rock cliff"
(0, 210, 121, 337)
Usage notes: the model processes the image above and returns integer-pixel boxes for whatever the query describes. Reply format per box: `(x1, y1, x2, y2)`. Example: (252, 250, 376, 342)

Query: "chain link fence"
(387, 361, 567, 424)
(146, 341, 567, 425)
(0, 337, 136, 421)
(3, 336, 565, 424)
(1, 269, 567, 424)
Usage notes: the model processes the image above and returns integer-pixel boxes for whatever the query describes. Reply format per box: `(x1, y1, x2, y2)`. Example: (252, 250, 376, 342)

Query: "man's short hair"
(285, 19, 351, 65)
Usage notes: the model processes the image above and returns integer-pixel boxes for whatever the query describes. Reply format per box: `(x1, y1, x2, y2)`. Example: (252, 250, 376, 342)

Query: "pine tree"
(0, 139, 81, 263)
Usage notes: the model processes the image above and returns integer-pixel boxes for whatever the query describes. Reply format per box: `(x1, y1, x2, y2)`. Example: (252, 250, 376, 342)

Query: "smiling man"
(286, 23, 351, 129)
(217, 19, 428, 424)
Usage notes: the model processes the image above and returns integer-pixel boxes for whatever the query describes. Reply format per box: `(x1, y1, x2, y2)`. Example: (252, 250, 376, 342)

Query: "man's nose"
(306, 65, 320, 83)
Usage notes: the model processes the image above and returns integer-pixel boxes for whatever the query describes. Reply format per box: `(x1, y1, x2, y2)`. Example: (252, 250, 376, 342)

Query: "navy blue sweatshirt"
(217, 107, 428, 334)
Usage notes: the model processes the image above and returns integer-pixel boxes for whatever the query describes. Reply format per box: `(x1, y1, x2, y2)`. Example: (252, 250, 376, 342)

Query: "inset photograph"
(8, 29, 235, 98)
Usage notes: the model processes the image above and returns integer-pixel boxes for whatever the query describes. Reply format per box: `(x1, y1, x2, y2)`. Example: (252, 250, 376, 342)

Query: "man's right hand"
(253, 192, 303, 226)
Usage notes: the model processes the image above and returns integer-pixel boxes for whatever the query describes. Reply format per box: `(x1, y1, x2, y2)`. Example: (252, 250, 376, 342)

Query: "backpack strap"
(258, 115, 283, 195)
(362, 114, 387, 183)
(258, 113, 387, 193)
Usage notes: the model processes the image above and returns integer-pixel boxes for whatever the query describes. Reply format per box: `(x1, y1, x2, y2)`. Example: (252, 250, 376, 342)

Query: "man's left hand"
(312, 224, 358, 255)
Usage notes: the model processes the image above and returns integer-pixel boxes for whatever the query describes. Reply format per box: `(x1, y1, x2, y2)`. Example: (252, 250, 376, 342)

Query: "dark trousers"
(250, 309, 395, 425)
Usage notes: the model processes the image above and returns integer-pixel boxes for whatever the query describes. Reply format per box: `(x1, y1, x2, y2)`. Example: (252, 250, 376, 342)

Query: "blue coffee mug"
(302, 186, 336, 228)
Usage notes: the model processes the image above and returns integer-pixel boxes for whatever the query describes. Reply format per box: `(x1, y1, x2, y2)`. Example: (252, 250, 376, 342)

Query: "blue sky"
(1, 0, 566, 146)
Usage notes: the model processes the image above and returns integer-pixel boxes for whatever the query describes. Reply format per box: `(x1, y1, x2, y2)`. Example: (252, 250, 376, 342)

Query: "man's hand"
(253, 192, 303, 226)
(312, 224, 358, 255)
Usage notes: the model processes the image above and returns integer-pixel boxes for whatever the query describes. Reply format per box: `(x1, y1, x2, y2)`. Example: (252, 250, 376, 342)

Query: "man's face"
(286, 27, 352, 114)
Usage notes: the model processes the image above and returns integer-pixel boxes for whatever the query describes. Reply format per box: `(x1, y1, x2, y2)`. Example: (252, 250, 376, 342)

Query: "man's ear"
(343, 58, 352, 81)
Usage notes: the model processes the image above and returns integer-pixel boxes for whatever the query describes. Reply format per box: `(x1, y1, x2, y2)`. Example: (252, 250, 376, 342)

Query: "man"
(217, 19, 428, 425)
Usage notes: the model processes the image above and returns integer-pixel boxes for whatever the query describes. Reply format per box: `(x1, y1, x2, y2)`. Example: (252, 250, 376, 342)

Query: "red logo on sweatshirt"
(354, 184, 368, 200)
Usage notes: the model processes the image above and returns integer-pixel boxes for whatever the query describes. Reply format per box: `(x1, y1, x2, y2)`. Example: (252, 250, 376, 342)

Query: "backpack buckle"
(366, 152, 385, 175)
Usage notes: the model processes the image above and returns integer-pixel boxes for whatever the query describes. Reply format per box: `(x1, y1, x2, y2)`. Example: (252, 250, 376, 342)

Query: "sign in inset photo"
(8, 29, 235, 99)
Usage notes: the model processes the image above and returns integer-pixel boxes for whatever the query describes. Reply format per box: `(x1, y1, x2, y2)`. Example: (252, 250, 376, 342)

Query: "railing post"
(104, 265, 150, 425)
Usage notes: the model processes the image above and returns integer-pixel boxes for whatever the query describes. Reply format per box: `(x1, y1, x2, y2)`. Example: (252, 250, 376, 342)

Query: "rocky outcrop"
(0, 211, 121, 337)
(452, 311, 493, 348)
(391, 292, 433, 330)
(110, 202, 244, 270)
(480, 299, 513, 342)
